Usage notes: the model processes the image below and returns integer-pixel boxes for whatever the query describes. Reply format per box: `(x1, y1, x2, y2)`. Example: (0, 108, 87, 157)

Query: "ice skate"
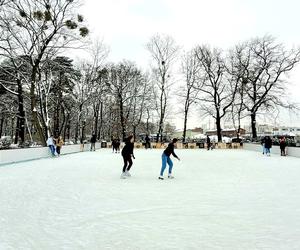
(158, 176, 164, 180)
(168, 174, 174, 179)
(120, 172, 127, 179)
(125, 171, 131, 177)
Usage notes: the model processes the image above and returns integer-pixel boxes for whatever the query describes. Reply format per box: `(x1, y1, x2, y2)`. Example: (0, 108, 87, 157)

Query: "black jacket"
(122, 139, 134, 156)
(90, 135, 96, 143)
(264, 137, 272, 148)
(163, 142, 178, 158)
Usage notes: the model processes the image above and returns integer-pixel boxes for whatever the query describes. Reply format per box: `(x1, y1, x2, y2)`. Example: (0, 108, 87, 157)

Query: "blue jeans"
(160, 153, 173, 176)
(265, 147, 270, 155)
(49, 145, 55, 156)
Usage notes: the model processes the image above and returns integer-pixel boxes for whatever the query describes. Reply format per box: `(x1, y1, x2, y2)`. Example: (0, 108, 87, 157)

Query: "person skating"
(261, 136, 266, 155)
(90, 134, 96, 151)
(158, 138, 180, 180)
(120, 135, 135, 179)
(264, 136, 272, 156)
(46, 135, 56, 156)
(115, 138, 120, 153)
(279, 136, 287, 156)
(145, 134, 151, 149)
(55, 135, 64, 156)
(112, 139, 116, 153)
(206, 135, 211, 150)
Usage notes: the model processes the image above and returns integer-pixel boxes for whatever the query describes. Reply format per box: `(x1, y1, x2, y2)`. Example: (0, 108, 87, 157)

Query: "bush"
(0, 136, 12, 149)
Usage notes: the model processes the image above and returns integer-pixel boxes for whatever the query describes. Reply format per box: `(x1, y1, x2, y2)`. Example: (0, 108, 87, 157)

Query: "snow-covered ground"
(1, 149, 300, 250)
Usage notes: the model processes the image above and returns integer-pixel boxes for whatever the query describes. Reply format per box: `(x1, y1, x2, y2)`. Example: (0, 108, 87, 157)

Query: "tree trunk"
(14, 78, 25, 145)
(0, 116, 4, 137)
(30, 67, 46, 146)
(216, 112, 222, 142)
(251, 112, 257, 140)
(182, 103, 189, 143)
(98, 102, 103, 140)
(93, 102, 100, 135)
(14, 117, 20, 144)
(133, 126, 136, 142)
(119, 96, 126, 141)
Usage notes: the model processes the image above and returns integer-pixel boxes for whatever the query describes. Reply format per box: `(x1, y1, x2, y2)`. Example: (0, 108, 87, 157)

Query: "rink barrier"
(0, 142, 102, 166)
(243, 143, 300, 158)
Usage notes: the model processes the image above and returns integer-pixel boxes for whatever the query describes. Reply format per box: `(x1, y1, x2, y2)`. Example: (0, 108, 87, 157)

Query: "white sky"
(80, 0, 300, 129)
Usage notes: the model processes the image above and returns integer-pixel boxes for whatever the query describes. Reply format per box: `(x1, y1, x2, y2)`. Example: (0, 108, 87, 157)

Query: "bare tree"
(107, 61, 142, 140)
(195, 45, 239, 142)
(0, 0, 89, 145)
(146, 34, 179, 142)
(241, 36, 300, 139)
(227, 44, 250, 139)
(179, 49, 200, 142)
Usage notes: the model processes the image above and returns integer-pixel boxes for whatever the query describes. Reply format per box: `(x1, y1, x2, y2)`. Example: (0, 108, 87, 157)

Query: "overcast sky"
(80, 0, 300, 129)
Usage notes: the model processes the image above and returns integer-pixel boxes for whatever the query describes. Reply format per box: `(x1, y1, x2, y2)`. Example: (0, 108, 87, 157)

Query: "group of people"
(261, 136, 287, 156)
(120, 135, 180, 180)
(112, 138, 121, 153)
(46, 135, 64, 156)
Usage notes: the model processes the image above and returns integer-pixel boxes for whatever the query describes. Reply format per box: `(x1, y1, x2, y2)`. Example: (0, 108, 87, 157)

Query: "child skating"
(120, 135, 135, 179)
(159, 138, 180, 180)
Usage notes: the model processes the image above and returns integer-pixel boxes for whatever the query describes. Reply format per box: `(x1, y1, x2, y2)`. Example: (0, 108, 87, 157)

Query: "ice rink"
(1, 148, 300, 250)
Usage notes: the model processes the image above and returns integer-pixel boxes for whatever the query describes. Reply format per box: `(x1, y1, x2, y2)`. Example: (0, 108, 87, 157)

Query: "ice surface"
(1, 149, 300, 250)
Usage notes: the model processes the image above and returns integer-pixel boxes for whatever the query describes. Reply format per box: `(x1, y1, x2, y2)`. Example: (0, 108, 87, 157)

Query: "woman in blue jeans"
(159, 138, 180, 180)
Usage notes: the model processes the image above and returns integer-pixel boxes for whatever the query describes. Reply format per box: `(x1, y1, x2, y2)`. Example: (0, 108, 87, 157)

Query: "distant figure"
(80, 137, 85, 152)
(206, 135, 211, 150)
(112, 139, 116, 153)
(145, 134, 151, 149)
(90, 134, 96, 151)
(46, 135, 55, 156)
(120, 135, 135, 179)
(261, 136, 266, 155)
(115, 138, 120, 153)
(55, 135, 64, 156)
(264, 136, 272, 156)
(279, 137, 287, 156)
(159, 138, 180, 180)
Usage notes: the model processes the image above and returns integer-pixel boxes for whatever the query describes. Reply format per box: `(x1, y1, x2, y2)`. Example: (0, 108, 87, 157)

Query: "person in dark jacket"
(279, 137, 287, 156)
(206, 135, 211, 150)
(145, 134, 151, 149)
(159, 138, 180, 180)
(261, 136, 266, 155)
(120, 135, 135, 178)
(115, 138, 120, 153)
(90, 134, 96, 151)
(264, 136, 272, 156)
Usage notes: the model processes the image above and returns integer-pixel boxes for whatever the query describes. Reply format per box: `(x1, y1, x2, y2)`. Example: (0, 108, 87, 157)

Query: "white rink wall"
(0, 143, 102, 166)
(243, 143, 300, 158)
(1, 143, 300, 165)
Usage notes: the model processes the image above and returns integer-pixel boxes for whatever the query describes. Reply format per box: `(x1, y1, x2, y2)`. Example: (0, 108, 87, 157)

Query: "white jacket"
(46, 137, 54, 146)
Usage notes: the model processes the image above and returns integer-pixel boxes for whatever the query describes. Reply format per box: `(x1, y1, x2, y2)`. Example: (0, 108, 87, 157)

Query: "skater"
(261, 136, 266, 155)
(264, 136, 272, 156)
(46, 135, 56, 156)
(90, 134, 96, 151)
(206, 135, 211, 150)
(159, 138, 180, 180)
(120, 135, 135, 179)
(145, 134, 151, 149)
(55, 135, 64, 156)
(115, 138, 120, 153)
(112, 139, 116, 153)
(279, 136, 287, 156)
